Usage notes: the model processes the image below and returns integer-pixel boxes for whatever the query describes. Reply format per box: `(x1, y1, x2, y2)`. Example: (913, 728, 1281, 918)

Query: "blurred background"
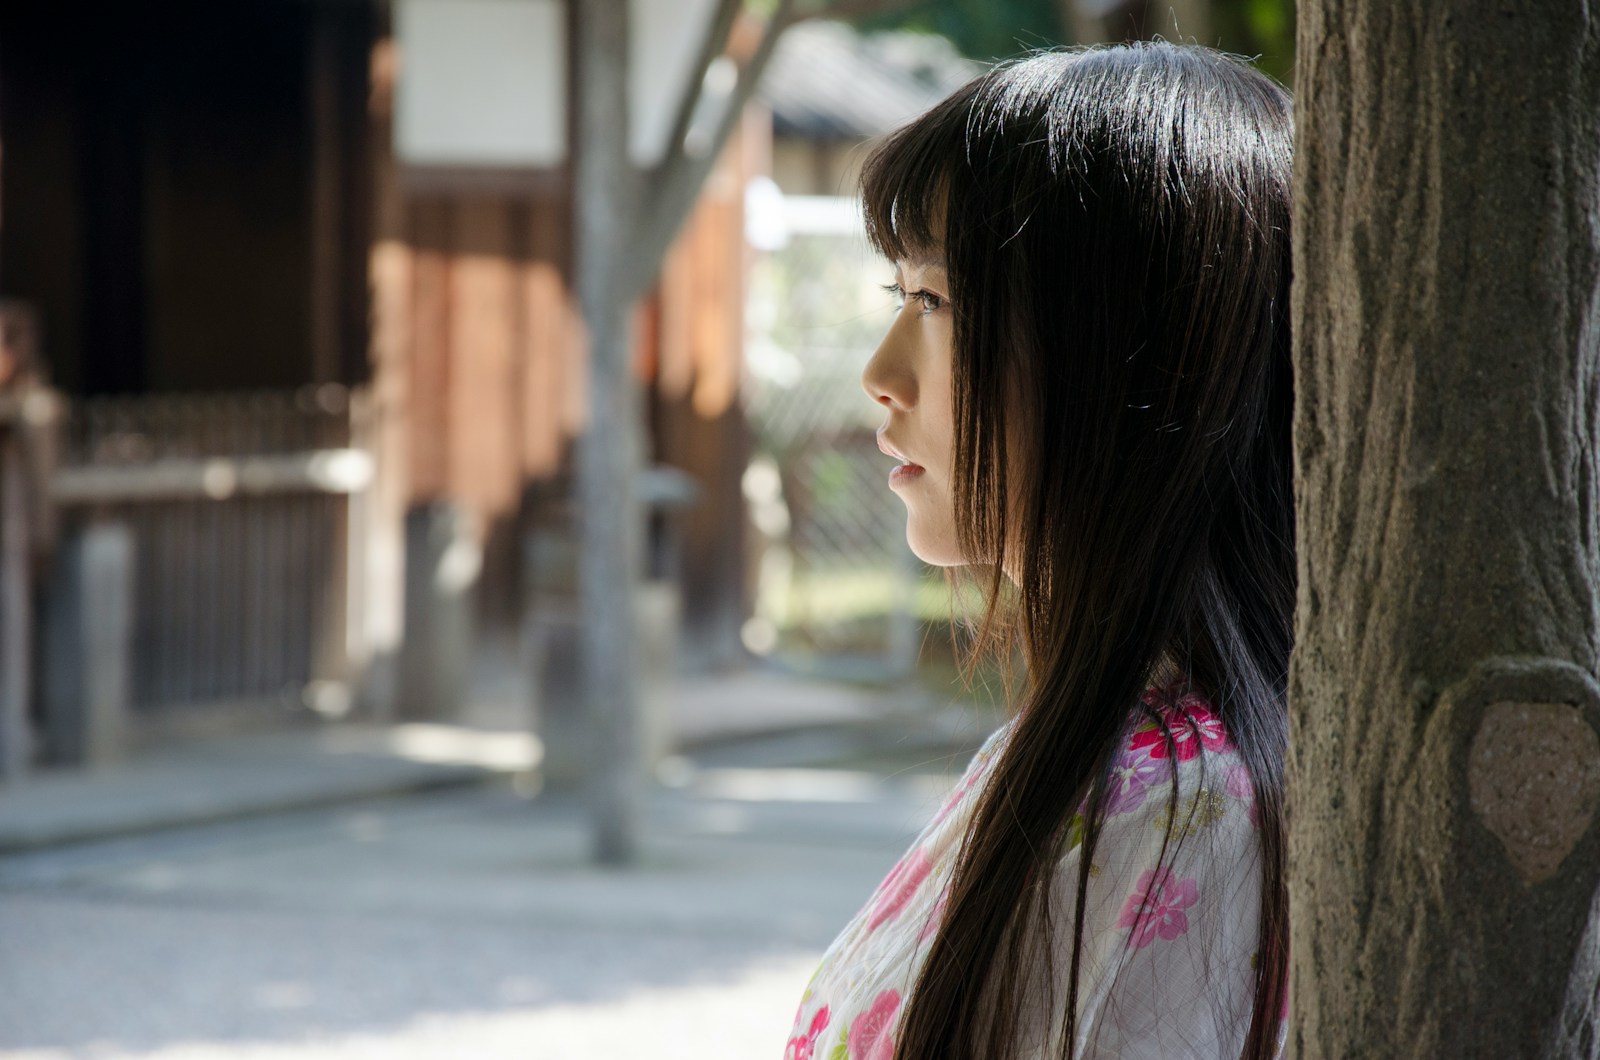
(0, 2, 1291, 1057)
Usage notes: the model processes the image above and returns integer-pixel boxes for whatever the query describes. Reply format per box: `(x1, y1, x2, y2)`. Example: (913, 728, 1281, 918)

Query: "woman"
(784, 42, 1293, 1060)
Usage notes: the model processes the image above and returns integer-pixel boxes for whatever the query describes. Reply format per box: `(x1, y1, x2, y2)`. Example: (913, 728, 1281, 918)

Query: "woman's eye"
(881, 282, 946, 314)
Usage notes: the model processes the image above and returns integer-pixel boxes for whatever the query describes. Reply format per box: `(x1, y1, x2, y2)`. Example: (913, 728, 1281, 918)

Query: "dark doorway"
(0, 0, 372, 395)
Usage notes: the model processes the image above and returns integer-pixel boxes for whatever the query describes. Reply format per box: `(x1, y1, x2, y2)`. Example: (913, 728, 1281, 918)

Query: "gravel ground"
(0, 750, 969, 1060)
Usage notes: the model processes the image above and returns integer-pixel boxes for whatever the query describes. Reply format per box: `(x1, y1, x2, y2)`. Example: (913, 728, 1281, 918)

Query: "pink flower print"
(785, 1005, 831, 1060)
(1225, 762, 1260, 828)
(1117, 867, 1200, 948)
(1128, 697, 1230, 761)
(848, 989, 902, 1060)
(868, 848, 934, 932)
(1127, 717, 1190, 762)
(1176, 695, 1231, 751)
(1106, 745, 1172, 815)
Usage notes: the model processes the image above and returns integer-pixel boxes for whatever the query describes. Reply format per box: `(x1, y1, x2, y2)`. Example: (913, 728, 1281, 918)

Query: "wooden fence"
(49, 386, 374, 727)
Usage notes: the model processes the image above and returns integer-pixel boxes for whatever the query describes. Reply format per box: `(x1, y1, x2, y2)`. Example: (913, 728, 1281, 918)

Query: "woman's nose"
(862, 327, 916, 411)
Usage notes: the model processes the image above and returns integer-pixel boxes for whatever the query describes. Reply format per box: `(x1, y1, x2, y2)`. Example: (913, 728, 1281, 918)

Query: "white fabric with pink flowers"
(783, 684, 1285, 1059)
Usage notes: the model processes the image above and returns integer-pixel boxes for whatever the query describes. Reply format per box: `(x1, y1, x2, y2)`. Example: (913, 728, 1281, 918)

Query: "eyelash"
(882, 282, 947, 314)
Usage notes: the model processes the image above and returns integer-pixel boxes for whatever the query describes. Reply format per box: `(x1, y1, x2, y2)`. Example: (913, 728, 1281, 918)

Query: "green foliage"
(1209, 0, 1296, 86)
(849, 0, 1069, 62)
(834, 0, 1296, 85)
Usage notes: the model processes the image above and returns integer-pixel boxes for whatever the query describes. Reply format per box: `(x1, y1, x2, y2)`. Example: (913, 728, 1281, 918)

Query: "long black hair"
(860, 42, 1294, 1059)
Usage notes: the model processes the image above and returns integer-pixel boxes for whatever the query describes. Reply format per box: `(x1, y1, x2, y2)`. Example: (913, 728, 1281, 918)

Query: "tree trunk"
(1291, 2, 1600, 1056)
(573, 0, 645, 865)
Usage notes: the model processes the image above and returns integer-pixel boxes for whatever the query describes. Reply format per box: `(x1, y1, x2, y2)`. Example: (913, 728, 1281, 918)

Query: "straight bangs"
(859, 80, 980, 265)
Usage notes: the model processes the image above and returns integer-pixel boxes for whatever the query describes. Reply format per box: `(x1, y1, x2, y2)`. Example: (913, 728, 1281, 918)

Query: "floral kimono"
(784, 684, 1285, 1060)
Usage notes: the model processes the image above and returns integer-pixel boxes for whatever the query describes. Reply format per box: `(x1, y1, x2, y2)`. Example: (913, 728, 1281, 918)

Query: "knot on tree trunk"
(1449, 658, 1600, 886)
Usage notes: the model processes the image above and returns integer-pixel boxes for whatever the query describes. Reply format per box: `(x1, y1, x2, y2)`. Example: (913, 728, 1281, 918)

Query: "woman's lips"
(877, 432, 925, 488)
(888, 462, 926, 488)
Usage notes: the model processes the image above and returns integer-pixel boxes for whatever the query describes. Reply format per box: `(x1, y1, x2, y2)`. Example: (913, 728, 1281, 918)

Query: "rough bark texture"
(1291, 2, 1600, 1056)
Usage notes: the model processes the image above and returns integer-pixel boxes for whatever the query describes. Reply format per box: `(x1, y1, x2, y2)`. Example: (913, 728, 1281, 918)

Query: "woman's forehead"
(896, 249, 947, 277)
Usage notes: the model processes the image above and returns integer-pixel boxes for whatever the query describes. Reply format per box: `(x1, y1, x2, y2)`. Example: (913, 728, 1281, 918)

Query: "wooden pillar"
(42, 519, 134, 767)
(399, 500, 477, 719)
(359, 25, 411, 719)
(573, 0, 645, 865)
(0, 427, 31, 780)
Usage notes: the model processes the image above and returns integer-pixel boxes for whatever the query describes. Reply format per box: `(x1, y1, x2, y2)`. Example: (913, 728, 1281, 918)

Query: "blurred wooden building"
(0, 0, 752, 770)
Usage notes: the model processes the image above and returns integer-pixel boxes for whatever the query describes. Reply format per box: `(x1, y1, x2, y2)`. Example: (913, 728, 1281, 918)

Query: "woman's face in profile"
(862, 255, 961, 565)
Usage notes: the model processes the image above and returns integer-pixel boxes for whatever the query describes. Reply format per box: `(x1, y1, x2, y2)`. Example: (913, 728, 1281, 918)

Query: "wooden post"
(0, 335, 62, 780)
(0, 428, 32, 781)
(42, 519, 134, 767)
(362, 22, 411, 722)
(399, 500, 478, 719)
(573, 0, 645, 865)
(524, 496, 585, 787)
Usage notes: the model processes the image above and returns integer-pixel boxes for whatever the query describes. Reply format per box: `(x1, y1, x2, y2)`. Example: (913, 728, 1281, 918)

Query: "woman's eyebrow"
(899, 255, 948, 280)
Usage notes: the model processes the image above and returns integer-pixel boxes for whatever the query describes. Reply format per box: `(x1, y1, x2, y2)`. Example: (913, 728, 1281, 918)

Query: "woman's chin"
(905, 528, 964, 567)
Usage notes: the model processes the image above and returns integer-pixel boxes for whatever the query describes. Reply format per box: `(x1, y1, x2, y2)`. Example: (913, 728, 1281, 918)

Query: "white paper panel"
(628, 0, 720, 165)
(395, 0, 566, 167)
